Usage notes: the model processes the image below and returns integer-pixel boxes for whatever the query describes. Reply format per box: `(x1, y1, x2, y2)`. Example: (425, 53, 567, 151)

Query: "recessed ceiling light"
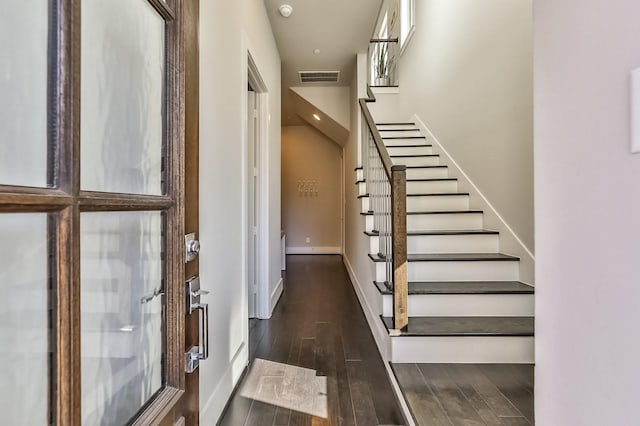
(313, 113, 321, 121)
(313, 49, 321, 55)
(279, 4, 293, 18)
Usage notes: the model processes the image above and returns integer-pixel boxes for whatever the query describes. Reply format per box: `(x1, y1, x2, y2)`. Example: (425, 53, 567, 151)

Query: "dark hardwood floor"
(392, 363, 534, 425)
(218, 255, 406, 426)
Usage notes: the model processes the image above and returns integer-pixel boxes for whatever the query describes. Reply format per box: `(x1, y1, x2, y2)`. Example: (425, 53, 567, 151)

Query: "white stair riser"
(387, 146, 434, 156)
(407, 260, 519, 281)
(382, 294, 534, 317)
(369, 236, 378, 255)
(391, 336, 534, 363)
(379, 130, 423, 138)
(392, 156, 439, 167)
(369, 233, 499, 254)
(377, 124, 418, 131)
(376, 260, 519, 282)
(407, 233, 499, 254)
(406, 168, 449, 179)
(356, 169, 363, 181)
(384, 139, 430, 147)
(361, 197, 369, 213)
(407, 195, 469, 211)
(407, 180, 458, 194)
(358, 181, 366, 196)
(365, 215, 374, 232)
(407, 213, 483, 231)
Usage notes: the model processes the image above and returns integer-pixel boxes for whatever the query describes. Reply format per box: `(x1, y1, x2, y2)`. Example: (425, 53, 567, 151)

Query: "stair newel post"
(391, 165, 408, 331)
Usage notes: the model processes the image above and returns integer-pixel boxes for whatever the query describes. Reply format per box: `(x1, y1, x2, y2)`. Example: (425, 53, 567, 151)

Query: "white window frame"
(399, 0, 416, 55)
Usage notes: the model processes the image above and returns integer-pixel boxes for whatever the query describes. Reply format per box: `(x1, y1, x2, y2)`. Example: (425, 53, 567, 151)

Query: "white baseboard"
(200, 342, 248, 425)
(285, 246, 342, 255)
(412, 114, 536, 285)
(342, 255, 390, 361)
(384, 362, 417, 426)
(269, 277, 283, 315)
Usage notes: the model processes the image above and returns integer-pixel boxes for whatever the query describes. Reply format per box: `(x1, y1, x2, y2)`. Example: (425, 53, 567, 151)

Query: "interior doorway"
(247, 85, 258, 318)
(246, 54, 268, 319)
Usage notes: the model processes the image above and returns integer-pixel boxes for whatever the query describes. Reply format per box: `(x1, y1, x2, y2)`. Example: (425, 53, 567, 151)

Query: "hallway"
(219, 255, 406, 425)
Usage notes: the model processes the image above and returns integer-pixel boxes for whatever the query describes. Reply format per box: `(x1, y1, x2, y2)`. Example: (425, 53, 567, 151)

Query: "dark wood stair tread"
(407, 178, 457, 182)
(381, 316, 534, 336)
(406, 165, 448, 169)
(383, 136, 427, 139)
(369, 253, 519, 262)
(391, 154, 438, 158)
(376, 122, 415, 126)
(365, 229, 498, 237)
(407, 192, 469, 197)
(407, 209, 483, 215)
(364, 209, 482, 216)
(385, 144, 433, 148)
(379, 128, 421, 132)
(373, 281, 534, 295)
(407, 229, 498, 236)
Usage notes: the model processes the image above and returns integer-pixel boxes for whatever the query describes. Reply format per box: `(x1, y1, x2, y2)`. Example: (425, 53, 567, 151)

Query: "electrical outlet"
(305, 237, 310, 244)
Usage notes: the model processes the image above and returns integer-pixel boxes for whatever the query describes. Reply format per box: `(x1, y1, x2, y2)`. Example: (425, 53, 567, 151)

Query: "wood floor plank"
(244, 400, 277, 426)
(392, 364, 452, 426)
(335, 329, 356, 426)
(448, 364, 522, 419)
(316, 322, 340, 425)
(477, 365, 534, 424)
(417, 364, 485, 425)
(444, 364, 504, 425)
(345, 360, 380, 426)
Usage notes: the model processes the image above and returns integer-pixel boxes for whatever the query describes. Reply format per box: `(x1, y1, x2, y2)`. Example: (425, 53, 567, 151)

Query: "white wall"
(535, 0, 640, 424)
(372, 0, 535, 251)
(290, 86, 351, 129)
(199, 0, 281, 423)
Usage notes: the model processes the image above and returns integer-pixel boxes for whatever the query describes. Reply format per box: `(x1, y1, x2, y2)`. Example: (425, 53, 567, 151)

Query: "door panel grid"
(0, 0, 189, 424)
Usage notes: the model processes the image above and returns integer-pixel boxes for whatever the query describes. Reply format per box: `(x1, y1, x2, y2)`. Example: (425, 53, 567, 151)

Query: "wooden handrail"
(359, 86, 408, 331)
(359, 86, 395, 179)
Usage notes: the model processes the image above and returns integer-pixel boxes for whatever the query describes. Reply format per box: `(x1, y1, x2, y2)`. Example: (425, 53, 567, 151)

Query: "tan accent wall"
(282, 125, 343, 251)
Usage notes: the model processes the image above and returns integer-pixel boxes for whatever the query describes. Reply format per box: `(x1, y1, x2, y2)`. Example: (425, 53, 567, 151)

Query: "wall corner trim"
(269, 277, 284, 316)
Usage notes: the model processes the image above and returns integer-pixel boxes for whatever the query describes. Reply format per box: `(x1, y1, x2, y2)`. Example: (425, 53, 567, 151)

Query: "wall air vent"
(298, 71, 340, 84)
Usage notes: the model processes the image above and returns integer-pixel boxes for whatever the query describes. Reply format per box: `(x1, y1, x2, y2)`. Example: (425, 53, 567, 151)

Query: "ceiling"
(263, 0, 383, 125)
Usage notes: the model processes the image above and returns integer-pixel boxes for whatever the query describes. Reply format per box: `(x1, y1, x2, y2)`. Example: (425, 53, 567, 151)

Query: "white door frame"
(244, 52, 270, 320)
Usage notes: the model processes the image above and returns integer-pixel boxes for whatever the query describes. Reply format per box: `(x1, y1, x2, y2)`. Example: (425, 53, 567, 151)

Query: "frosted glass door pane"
(81, 212, 164, 425)
(0, 1, 48, 187)
(81, 0, 165, 195)
(0, 214, 49, 425)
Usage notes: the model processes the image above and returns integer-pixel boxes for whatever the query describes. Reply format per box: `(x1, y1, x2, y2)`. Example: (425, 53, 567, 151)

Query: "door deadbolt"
(185, 233, 200, 263)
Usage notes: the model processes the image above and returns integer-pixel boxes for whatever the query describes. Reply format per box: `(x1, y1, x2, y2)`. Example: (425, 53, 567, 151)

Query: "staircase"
(356, 122, 534, 364)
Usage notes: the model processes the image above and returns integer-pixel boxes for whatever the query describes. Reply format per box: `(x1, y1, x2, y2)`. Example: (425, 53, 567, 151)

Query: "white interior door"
(247, 88, 258, 319)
